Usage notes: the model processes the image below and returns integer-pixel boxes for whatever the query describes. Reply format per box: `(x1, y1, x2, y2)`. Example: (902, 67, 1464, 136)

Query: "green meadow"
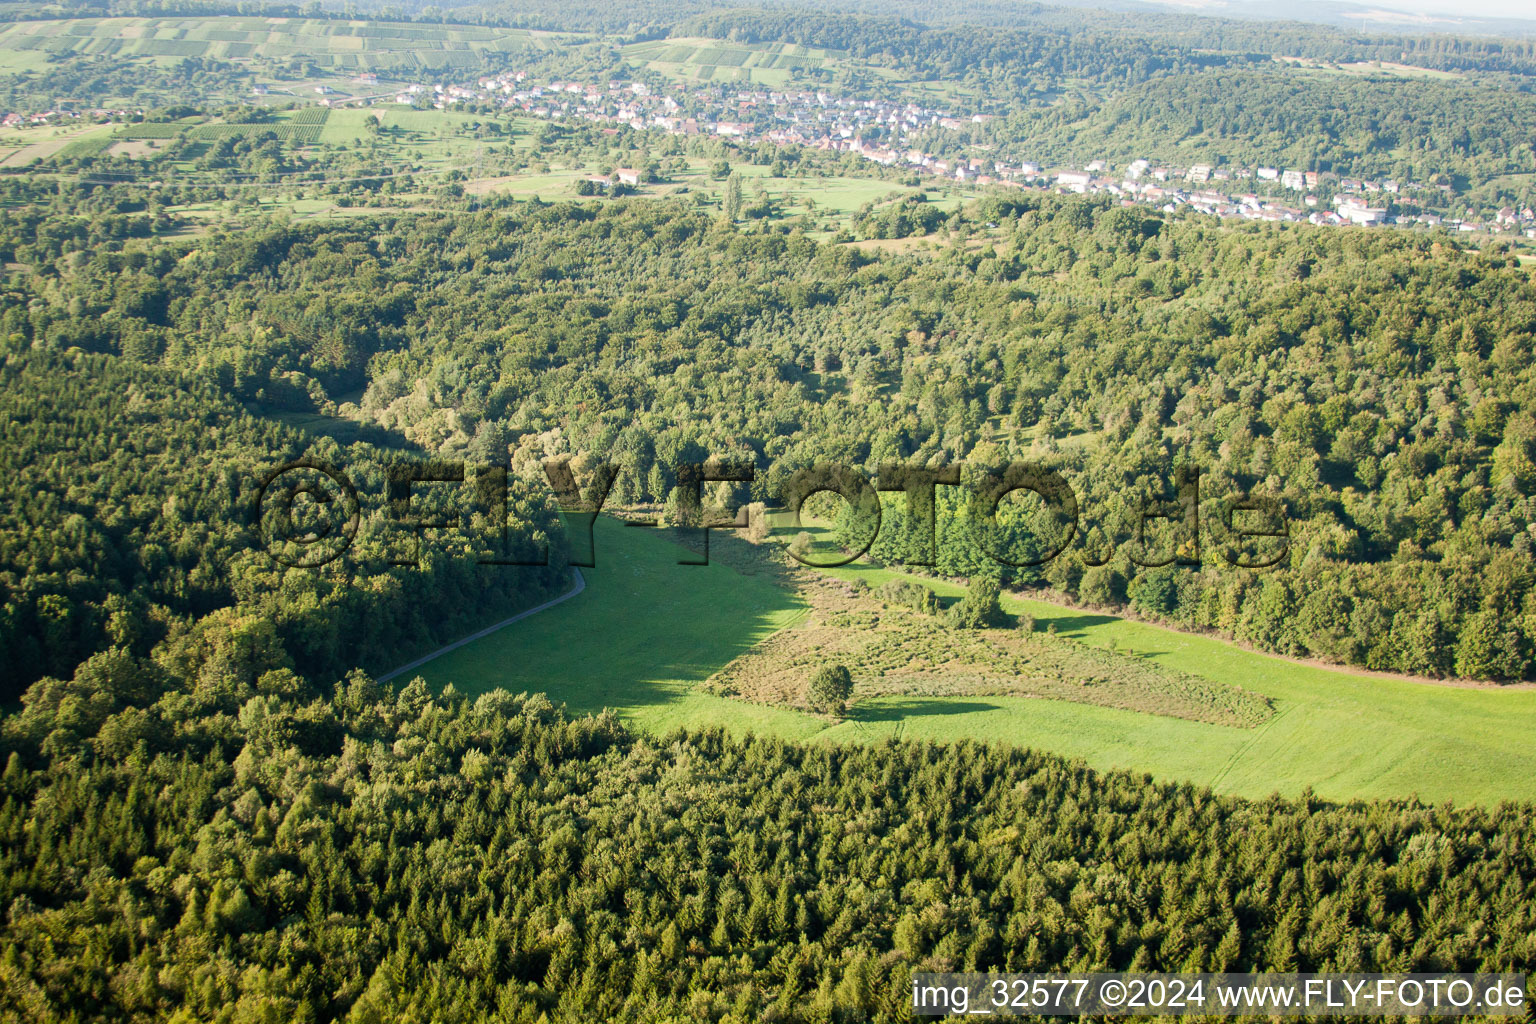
(468, 157, 964, 232)
(400, 516, 1536, 806)
(819, 560, 1536, 806)
(407, 517, 821, 740)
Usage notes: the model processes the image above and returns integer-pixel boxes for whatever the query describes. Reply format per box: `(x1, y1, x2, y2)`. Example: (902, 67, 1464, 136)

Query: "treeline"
(957, 68, 1536, 185)
(467, 0, 1536, 78)
(852, 192, 948, 239)
(0, 343, 571, 700)
(0, 54, 250, 112)
(8, 6, 1536, 191)
(677, 9, 1249, 105)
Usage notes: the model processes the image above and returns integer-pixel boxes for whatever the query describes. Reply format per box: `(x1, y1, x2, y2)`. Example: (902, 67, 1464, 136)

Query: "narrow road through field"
(376, 567, 586, 683)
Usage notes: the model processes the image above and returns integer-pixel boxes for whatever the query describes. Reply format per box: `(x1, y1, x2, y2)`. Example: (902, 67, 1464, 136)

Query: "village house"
(1336, 196, 1387, 225)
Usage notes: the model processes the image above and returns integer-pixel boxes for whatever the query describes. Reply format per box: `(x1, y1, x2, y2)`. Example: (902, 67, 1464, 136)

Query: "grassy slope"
(408, 517, 1536, 805)
(818, 559, 1536, 805)
(407, 516, 822, 740)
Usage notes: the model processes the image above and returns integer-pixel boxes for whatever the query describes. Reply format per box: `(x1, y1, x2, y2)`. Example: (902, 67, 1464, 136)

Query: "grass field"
(402, 515, 1536, 806)
(813, 558, 1536, 806)
(1274, 56, 1464, 80)
(479, 155, 972, 231)
(463, 156, 953, 231)
(317, 107, 378, 146)
(407, 517, 821, 739)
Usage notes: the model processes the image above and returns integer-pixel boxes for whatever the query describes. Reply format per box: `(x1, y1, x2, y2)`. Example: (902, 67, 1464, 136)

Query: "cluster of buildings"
(9, 68, 1535, 239)
(1, 107, 137, 129)
(403, 69, 1531, 238)
(1023, 162, 1536, 237)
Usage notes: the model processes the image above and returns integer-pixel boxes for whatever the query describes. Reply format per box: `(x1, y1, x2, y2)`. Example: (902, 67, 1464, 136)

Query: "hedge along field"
(397, 516, 1536, 806)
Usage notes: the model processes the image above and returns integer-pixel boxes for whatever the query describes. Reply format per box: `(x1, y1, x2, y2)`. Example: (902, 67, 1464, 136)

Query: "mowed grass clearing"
(813, 555, 1536, 806)
(400, 515, 1536, 805)
(406, 516, 821, 739)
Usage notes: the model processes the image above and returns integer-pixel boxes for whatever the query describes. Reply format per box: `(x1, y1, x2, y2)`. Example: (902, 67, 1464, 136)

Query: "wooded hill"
(9, 189, 1534, 685)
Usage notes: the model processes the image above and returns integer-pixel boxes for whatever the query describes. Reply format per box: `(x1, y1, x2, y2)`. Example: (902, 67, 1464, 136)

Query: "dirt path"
(376, 567, 585, 683)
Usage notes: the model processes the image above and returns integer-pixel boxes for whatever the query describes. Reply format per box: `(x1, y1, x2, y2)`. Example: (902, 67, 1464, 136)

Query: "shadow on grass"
(424, 518, 811, 718)
(850, 698, 1003, 722)
(1034, 611, 1121, 634)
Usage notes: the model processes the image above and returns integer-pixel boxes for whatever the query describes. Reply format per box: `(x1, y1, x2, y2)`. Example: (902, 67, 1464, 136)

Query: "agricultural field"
(316, 106, 380, 146)
(401, 515, 1536, 806)
(0, 120, 118, 166)
(0, 17, 550, 75)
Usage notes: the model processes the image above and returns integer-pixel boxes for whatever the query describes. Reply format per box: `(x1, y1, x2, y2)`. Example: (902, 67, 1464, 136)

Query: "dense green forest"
(956, 69, 1536, 186)
(3, 187, 1535, 687)
(2, 679, 1534, 1021)
(0, 338, 571, 700)
(3, 7, 1536, 1020)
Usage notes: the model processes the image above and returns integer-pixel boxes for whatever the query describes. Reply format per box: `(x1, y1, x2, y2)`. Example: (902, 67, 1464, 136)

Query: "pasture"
(814, 555, 1536, 805)
(404, 516, 820, 740)
(403, 515, 1536, 805)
